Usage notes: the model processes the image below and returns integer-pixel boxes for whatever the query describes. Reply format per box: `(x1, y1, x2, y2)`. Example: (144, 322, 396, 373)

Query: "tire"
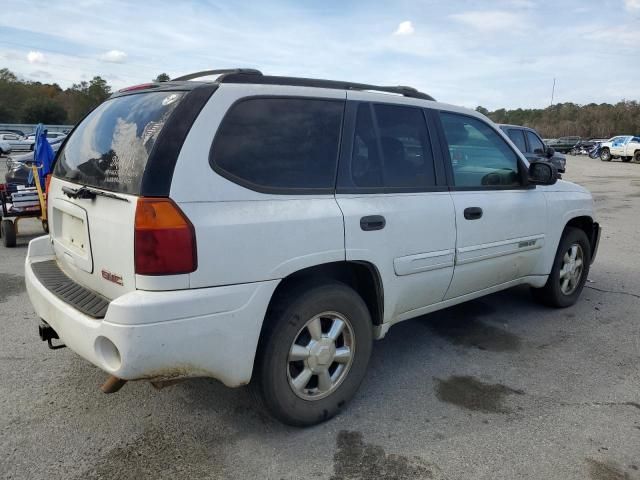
(531, 227, 591, 308)
(635, 151, 640, 162)
(600, 149, 611, 162)
(252, 280, 373, 426)
(1, 219, 17, 248)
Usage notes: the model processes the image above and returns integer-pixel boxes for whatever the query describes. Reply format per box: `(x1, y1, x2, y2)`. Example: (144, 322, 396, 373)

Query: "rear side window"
(54, 92, 185, 194)
(526, 130, 545, 153)
(507, 129, 526, 153)
(440, 112, 521, 188)
(210, 98, 344, 192)
(348, 103, 436, 190)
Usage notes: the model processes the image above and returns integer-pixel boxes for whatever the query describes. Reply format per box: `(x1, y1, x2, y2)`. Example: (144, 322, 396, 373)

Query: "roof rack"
(218, 72, 435, 101)
(173, 68, 435, 101)
(172, 68, 262, 81)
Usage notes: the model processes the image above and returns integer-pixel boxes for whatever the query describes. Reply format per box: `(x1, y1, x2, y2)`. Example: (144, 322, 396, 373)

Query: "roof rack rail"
(216, 73, 435, 101)
(172, 68, 263, 82)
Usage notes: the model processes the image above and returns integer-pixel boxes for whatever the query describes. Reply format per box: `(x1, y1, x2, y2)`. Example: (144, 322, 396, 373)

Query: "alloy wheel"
(559, 243, 584, 295)
(286, 311, 355, 400)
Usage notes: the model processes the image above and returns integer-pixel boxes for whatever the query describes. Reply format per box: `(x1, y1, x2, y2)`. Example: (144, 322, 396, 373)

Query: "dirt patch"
(79, 426, 226, 479)
(0, 273, 24, 303)
(426, 301, 521, 352)
(434, 376, 524, 413)
(586, 458, 633, 480)
(331, 430, 445, 480)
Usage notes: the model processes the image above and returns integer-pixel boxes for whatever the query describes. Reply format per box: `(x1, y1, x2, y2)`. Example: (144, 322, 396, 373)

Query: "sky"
(0, 0, 638, 110)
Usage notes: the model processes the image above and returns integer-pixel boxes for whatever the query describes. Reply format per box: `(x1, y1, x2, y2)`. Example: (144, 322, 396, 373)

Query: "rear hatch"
(48, 90, 187, 300)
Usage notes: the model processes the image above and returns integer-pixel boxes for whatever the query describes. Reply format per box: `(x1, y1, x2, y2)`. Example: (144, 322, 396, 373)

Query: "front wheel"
(252, 281, 373, 426)
(600, 149, 611, 162)
(531, 227, 591, 308)
(635, 151, 640, 162)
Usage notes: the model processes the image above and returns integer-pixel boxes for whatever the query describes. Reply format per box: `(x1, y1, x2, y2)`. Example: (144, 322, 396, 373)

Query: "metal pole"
(550, 78, 556, 106)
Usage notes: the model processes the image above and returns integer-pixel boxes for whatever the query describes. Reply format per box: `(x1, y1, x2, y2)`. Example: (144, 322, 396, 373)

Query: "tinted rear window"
(210, 98, 344, 192)
(54, 91, 184, 194)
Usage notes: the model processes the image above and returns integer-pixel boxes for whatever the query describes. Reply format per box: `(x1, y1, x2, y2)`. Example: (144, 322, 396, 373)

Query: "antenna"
(550, 78, 556, 106)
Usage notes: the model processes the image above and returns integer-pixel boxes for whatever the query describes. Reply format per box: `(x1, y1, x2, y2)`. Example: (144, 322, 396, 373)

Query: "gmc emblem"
(102, 269, 124, 286)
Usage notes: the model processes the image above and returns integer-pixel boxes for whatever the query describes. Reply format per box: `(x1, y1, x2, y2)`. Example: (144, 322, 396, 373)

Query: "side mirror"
(528, 161, 557, 186)
(545, 146, 555, 158)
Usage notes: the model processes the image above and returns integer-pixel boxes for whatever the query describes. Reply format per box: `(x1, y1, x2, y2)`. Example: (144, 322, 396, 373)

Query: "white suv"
(25, 69, 601, 426)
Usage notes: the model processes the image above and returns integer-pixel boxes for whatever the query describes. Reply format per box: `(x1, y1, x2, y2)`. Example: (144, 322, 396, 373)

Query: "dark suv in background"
(499, 124, 566, 173)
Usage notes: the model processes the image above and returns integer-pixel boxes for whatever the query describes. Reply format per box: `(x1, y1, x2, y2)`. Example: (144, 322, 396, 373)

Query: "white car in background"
(25, 132, 67, 144)
(600, 135, 640, 162)
(0, 132, 34, 152)
(0, 139, 12, 155)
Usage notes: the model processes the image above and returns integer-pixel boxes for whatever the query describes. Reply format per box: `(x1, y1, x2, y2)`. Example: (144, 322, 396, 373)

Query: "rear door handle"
(463, 207, 483, 220)
(360, 215, 386, 231)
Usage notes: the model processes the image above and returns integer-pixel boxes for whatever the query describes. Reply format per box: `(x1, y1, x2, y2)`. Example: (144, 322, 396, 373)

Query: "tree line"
(1, 67, 638, 138)
(0, 69, 171, 125)
(476, 101, 640, 139)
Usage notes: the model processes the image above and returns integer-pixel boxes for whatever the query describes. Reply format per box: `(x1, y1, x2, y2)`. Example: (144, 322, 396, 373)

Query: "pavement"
(0, 155, 638, 480)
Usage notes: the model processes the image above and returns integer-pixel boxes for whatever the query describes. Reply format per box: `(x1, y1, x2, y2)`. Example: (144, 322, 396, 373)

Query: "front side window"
(349, 103, 436, 189)
(440, 112, 521, 188)
(210, 98, 343, 192)
(526, 130, 545, 153)
(507, 129, 526, 153)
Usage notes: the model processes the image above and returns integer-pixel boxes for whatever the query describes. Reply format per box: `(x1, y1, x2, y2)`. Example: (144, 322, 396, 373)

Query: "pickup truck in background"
(547, 136, 581, 154)
(599, 135, 640, 162)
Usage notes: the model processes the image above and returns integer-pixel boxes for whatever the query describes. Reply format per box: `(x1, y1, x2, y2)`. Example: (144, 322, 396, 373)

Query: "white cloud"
(100, 49, 127, 63)
(393, 20, 414, 36)
(27, 51, 45, 64)
(450, 11, 524, 32)
(624, 0, 640, 10)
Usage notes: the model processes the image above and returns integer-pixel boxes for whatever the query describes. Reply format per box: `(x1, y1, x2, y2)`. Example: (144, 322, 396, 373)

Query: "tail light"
(134, 198, 197, 275)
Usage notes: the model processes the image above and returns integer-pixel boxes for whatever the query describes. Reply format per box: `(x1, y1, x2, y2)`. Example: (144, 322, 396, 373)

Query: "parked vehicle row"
(23, 69, 600, 426)
(0, 130, 66, 154)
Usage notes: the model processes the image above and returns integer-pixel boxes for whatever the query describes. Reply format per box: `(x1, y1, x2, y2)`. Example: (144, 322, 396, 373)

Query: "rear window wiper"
(62, 185, 129, 202)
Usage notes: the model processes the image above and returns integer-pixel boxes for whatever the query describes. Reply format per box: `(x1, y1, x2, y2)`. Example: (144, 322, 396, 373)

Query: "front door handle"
(360, 215, 386, 231)
(464, 207, 483, 220)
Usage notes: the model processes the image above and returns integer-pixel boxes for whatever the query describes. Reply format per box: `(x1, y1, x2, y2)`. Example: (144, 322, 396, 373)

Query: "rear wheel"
(1, 219, 16, 248)
(252, 281, 373, 426)
(531, 227, 591, 308)
(600, 149, 611, 162)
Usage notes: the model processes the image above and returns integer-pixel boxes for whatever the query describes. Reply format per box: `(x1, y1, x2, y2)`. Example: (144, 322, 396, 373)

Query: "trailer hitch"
(38, 322, 66, 350)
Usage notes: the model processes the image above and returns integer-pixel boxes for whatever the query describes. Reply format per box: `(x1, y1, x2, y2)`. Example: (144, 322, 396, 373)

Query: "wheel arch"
(565, 215, 597, 256)
(265, 261, 384, 327)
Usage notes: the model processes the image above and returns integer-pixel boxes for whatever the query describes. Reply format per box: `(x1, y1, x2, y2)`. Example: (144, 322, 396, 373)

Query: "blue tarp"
(28, 123, 55, 188)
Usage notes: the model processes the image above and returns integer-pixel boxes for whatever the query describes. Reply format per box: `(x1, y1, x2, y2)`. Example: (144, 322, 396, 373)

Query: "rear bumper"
(25, 236, 279, 387)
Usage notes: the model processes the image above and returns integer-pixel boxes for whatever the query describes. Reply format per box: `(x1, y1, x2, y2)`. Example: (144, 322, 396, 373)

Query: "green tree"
(154, 73, 170, 82)
(475, 106, 489, 116)
(21, 97, 68, 124)
(0, 68, 17, 82)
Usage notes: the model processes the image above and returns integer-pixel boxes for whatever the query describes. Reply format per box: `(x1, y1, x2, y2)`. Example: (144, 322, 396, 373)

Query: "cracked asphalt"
(1, 155, 639, 480)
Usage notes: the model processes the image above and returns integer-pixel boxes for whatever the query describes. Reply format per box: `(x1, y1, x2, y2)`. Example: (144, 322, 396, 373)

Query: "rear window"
(54, 91, 184, 194)
(210, 97, 344, 192)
